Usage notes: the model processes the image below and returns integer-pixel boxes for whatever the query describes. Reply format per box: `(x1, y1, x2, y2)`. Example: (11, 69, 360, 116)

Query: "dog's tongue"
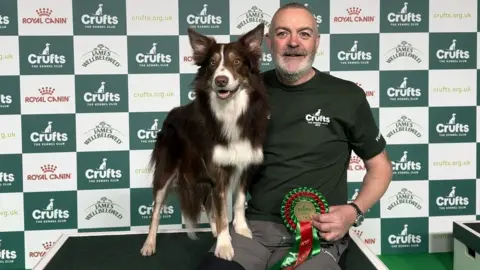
(218, 90, 230, 99)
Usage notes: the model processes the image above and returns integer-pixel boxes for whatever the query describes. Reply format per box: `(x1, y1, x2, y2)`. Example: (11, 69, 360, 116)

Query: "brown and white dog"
(140, 23, 269, 261)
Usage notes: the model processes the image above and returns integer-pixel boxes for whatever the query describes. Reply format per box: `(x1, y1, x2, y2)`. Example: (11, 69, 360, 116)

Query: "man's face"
(266, 8, 319, 77)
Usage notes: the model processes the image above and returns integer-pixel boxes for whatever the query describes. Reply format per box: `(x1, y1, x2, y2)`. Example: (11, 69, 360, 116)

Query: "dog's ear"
(187, 27, 215, 65)
(239, 23, 265, 56)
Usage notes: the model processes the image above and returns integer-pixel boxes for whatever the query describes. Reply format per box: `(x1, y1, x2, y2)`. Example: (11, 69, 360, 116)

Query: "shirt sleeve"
(347, 94, 386, 161)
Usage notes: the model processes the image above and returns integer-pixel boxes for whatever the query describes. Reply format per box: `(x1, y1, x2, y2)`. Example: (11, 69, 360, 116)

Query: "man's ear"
(239, 23, 265, 57)
(187, 27, 215, 65)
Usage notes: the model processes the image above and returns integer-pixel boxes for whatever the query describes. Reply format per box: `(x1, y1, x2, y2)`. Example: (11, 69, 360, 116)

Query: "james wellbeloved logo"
(383, 115, 423, 140)
(75, 75, 128, 113)
(385, 188, 423, 211)
(236, 6, 271, 31)
(384, 41, 423, 64)
(179, 0, 228, 34)
(381, 0, 428, 32)
(20, 36, 74, 75)
(330, 34, 379, 71)
(430, 33, 477, 69)
(21, 114, 76, 153)
(73, 0, 126, 35)
(127, 36, 179, 74)
(83, 121, 124, 146)
(80, 44, 121, 68)
(84, 197, 125, 221)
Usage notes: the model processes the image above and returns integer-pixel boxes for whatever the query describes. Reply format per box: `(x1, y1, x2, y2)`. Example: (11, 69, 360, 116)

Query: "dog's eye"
(210, 59, 215, 65)
(234, 59, 240, 65)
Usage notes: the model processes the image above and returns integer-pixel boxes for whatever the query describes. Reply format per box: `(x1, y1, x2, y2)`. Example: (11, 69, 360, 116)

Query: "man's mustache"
(282, 49, 308, 56)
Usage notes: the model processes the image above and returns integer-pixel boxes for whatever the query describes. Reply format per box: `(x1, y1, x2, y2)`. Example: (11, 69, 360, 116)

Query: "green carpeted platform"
(378, 252, 453, 270)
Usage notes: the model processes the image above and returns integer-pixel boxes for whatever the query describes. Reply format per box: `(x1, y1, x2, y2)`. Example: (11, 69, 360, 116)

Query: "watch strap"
(348, 202, 363, 227)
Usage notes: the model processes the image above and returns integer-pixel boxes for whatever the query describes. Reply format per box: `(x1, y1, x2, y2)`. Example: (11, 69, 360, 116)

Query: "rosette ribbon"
(269, 187, 329, 270)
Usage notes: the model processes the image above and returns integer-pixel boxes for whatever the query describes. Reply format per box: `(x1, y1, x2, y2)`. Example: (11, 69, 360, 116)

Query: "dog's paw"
(140, 242, 156, 256)
(234, 226, 253, 239)
(214, 241, 234, 261)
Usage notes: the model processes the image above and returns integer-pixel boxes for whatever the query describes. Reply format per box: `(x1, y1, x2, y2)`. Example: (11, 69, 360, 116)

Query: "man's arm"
(352, 149, 392, 214)
(346, 87, 393, 214)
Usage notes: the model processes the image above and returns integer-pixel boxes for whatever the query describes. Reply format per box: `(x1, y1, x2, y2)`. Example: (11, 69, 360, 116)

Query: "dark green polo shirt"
(245, 68, 386, 224)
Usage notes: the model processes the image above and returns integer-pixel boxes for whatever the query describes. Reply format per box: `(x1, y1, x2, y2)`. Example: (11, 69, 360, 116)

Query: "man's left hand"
(310, 205, 357, 241)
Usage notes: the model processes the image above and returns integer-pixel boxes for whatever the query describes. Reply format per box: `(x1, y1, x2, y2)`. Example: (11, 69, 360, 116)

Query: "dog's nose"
(215, 76, 229, 87)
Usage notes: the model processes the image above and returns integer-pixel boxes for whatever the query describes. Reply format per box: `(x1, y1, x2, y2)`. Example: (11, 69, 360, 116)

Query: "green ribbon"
(268, 187, 329, 269)
(268, 221, 322, 269)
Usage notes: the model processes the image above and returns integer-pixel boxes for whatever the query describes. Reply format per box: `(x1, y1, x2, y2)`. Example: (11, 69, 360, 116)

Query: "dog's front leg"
(232, 172, 252, 239)
(213, 188, 234, 260)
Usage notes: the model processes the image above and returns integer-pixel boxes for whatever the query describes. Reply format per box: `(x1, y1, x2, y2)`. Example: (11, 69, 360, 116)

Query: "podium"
(453, 220, 480, 270)
(33, 228, 388, 270)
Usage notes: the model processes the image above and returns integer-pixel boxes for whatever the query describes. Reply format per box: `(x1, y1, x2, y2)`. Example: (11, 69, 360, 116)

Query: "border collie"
(140, 23, 269, 261)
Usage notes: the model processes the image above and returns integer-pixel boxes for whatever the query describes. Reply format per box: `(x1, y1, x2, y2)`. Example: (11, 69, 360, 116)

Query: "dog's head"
(187, 23, 264, 100)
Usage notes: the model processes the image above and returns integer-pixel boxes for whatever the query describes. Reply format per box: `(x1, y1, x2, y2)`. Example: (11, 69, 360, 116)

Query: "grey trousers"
(209, 220, 349, 270)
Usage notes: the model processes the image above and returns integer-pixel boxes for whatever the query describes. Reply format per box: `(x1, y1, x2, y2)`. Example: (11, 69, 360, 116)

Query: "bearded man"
(196, 2, 392, 270)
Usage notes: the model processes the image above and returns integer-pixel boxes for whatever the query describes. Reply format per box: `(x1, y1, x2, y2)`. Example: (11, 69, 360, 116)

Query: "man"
(197, 2, 392, 270)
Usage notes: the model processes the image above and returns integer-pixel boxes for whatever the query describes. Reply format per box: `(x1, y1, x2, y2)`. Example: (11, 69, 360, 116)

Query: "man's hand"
(311, 205, 357, 241)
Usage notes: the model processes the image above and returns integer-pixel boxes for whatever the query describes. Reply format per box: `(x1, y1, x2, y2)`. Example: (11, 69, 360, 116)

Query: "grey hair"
(268, 2, 319, 37)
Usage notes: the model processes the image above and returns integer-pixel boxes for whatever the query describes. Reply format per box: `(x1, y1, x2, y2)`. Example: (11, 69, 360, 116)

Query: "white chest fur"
(210, 90, 264, 169)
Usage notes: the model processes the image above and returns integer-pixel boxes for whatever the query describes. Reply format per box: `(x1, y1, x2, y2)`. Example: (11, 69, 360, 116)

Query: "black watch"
(348, 202, 364, 227)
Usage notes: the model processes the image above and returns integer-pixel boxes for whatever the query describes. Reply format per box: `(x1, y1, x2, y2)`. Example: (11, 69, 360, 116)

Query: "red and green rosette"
(269, 187, 329, 270)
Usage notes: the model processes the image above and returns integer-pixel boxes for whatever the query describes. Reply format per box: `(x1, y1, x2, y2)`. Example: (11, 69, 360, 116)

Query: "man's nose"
(287, 35, 299, 47)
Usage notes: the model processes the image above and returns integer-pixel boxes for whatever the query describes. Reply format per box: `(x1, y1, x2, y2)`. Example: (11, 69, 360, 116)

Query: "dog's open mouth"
(216, 87, 239, 100)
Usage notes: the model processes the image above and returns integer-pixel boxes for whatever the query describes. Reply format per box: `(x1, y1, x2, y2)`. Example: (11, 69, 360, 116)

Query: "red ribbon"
(284, 220, 313, 270)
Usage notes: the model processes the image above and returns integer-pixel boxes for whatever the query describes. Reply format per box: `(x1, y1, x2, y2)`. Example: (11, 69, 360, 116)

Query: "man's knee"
(196, 252, 245, 270)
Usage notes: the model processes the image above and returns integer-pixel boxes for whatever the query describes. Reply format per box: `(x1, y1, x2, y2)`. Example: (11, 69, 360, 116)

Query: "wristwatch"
(348, 202, 364, 227)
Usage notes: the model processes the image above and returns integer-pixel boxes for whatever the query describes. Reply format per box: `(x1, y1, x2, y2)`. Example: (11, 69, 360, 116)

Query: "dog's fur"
(140, 23, 269, 261)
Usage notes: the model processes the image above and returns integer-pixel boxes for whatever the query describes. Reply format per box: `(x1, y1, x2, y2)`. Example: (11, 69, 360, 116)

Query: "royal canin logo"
(26, 164, 72, 181)
(29, 241, 56, 258)
(333, 7, 375, 23)
(24, 87, 71, 103)
(355, 82, 375, 97)
(22, 8, 68, 24)
(348, 155, 365, 171)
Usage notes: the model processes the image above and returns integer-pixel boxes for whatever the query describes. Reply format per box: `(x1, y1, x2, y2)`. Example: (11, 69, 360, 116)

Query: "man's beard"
(273, 46, 316, 84)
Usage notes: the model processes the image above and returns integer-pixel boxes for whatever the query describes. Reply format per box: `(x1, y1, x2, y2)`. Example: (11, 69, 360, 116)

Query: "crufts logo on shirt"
(305, 109, 330, 127)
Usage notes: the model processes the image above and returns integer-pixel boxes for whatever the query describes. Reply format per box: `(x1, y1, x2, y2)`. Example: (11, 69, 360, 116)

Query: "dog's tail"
(149, 122, 181, 198)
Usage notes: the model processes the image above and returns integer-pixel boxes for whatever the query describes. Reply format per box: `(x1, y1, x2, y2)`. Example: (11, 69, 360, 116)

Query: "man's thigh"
(205, 221, 271, 270)
(267, 236, 349, 270)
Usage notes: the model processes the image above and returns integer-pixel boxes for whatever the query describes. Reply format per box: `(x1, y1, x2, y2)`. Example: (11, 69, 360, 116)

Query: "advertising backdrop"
(0, 0, 479, 269)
